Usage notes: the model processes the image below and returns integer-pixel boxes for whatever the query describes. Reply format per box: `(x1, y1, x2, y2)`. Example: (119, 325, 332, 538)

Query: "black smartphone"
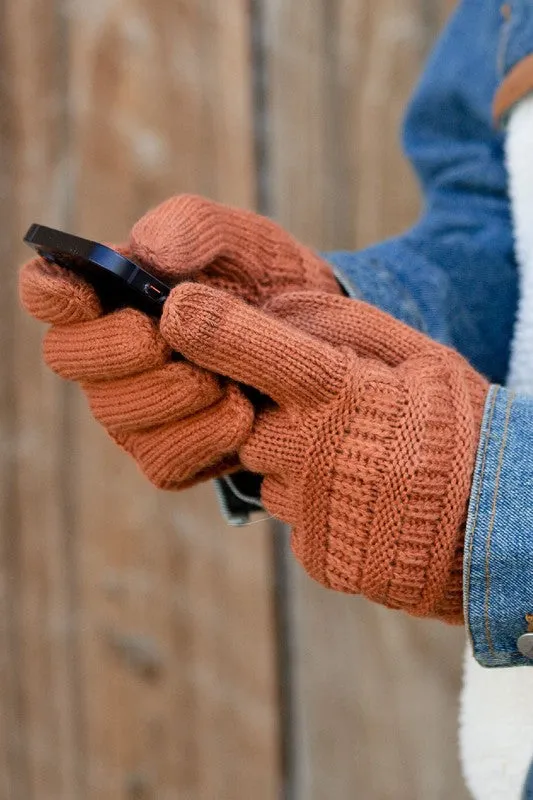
(23, 224, 171, 316)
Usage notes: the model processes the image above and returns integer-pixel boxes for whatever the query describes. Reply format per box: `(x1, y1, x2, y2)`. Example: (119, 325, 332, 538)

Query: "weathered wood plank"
(1, 0, 280, 797)
(1, 1, 84, 798)
(263, 1, 469, 797)
(66, 1, 279, 798)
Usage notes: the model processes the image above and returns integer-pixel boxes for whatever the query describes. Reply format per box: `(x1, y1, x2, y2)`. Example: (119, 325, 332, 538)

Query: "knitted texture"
(162, 283, 489, 623)
(19, 256, 253, 488)
(129, 194, 341, 304)
(19, 196, 339, 488)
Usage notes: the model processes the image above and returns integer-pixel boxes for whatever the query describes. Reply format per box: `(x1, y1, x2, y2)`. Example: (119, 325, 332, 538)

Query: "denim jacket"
(218, 0, 533, 669)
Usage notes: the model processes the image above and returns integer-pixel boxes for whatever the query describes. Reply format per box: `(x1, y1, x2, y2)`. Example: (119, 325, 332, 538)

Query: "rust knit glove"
(19, 197, 339, 488)
(129, 194, 341, 304)
(19, 257, 253, 488)
(161, 283, 489, 623)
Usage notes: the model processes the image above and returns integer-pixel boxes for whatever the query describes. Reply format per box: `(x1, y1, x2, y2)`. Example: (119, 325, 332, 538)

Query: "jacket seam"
(464, 386, 499, 648)
(483, 390, 515, 656)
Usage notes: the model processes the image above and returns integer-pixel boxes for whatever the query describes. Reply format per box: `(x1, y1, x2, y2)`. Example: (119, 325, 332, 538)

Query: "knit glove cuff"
(291, 350, 487, 623)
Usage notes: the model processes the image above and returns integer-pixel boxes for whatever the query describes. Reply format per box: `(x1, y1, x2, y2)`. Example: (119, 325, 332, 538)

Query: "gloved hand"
(19, 257, 253, 487)
(160, 283, 489, 623)
(19, 196, 340, 488)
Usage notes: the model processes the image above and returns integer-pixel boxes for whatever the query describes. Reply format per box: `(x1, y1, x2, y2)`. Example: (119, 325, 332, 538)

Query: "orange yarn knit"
(129, 194, 341, 304)
(19, 196, 340, 489)
(161, 283, 489, 623)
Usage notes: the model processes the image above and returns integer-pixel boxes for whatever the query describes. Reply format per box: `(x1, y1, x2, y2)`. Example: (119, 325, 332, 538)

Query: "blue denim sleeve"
(326, 0, 517, 384)
(464, 387, 533, 667)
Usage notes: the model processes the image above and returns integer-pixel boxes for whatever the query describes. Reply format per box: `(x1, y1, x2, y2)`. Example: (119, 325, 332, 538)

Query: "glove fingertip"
(19, 258, 101, 324)
(129, 194, 225, 278)
(160, 282, 218, 357)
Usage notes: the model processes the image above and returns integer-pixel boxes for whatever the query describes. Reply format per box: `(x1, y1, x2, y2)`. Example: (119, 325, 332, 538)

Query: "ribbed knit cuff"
(294, 352, 486, 622)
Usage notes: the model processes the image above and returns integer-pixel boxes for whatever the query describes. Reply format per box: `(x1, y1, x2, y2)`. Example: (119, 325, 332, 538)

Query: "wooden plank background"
(0, 1, 470, 798)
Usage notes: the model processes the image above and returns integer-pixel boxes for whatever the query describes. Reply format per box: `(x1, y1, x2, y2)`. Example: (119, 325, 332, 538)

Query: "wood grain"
(66, 1, 278, 798)
(263, 1, 469, 798)
(1, 1, 279, 798)
(0, 2, 86, 797)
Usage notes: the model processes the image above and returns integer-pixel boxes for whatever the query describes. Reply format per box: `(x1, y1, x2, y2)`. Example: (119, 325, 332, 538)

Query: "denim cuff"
(464, 385, 533, 667)
(494, 1, 533, 122)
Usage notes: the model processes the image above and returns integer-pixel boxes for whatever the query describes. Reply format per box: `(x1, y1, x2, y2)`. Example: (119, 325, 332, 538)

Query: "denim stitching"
(464, 386, 499, 649)
(483, 390, 515, 656)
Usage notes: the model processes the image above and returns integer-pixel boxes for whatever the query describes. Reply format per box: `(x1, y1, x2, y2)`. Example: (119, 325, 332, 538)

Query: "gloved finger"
(240, 407, 300, 475)
(161, 283, 346, 409)
(129, 194, 299, 285)
(265, 292, 432, 366)
(115, 383, 254, 489)
(43, 308, 170, 381)
(19, 257, 102, 324)
(84, 361, 224, 432)
(261, 475, 295, 526)
(19, 243, 134, 325)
